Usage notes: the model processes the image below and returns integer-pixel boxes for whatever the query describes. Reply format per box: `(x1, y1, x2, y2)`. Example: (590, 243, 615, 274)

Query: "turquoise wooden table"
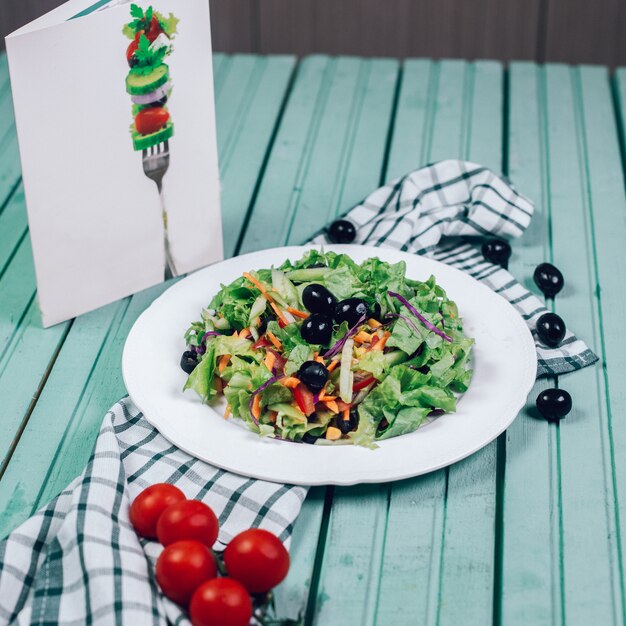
(2, 52, 626, 625)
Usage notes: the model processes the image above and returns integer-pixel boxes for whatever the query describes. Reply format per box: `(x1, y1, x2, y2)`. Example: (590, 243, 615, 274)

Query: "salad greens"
(182, 250, 474, 448)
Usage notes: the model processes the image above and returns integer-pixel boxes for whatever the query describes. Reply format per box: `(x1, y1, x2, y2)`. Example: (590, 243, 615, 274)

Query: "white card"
(6, 0, 223, 327)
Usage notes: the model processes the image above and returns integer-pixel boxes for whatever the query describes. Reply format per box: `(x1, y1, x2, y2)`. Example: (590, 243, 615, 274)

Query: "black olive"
(300, 313, 333, 345)
(481, 239, 512, 268)
(180, 350, 198, 374)
(302, 432, 319, 444)
(334, 298, 369, 326)
(337, 408, 359, 434)
(258, 310, 275, 335)
(298, 360, 330, 392)
(128, 55, 139, 68)
(327, 219, 356, 244)
(149, 95, 168, 107)
(536, 388, 572, 423)
(302, 284, 337, 315)
(536, 312, 566, 347)
(370, 301, 382, 320)
(534, 263, 564, 298)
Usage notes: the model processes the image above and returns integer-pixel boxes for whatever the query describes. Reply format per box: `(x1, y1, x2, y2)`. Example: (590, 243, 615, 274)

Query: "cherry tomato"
(223, 529, 290, 593)
(293, 383, 315, 417)
(145, 16, 163, 42)
(129, 483, 185, 539)
(135, 107, 170, 135)
(157, 500, 219, 547)
(189, 578, 252, 626)
(352, 375, 375, 392)
(156, 540, 217, 605)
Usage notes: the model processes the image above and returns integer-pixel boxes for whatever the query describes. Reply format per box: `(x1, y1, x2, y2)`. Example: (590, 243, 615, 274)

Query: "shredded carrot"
(239, 328, 251, 339)
(218, 354, 231, 373)
(314, 355, 325, 364)
(287, 306, 309, 319)
(270, 301, 289, 327)
(279, 376, 301, 388)
(342, 408, 350, 422)
(370, 334, 379, 347)
(326, 426, 342, 440)
(264, 351, 276, 372)
(266, 331, 283, 350)
(243, 272, 274, 302)
(323, 399, 340, 414)
(252, 394, 262, 420)
(371, 331, 391, 351)
(367, 318, 383, 329)
(269, 411, 278, 424)
(354, 330, 373, 344)
(327, 360, 339, 373)
(224, 403, 231, 419)
(319, 394, 337, 402)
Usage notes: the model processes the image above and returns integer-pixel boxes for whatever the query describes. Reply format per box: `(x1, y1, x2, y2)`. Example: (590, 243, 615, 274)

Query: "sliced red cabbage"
(202, 331, 221, 343)
(387, 291, 452, 343)
(324, 314, 367, 359)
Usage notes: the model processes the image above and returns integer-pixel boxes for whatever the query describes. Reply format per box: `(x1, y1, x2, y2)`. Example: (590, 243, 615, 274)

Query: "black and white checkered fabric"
(0, 400, 306, 625)
(312, 160, 597, 375)
(0, 160, 596, 625)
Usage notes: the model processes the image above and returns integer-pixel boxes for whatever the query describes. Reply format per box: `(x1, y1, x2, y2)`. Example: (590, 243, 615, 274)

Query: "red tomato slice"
(135, 107, 170, 135)
(270, 350, 286, 373)
(293, 384, 315, 416)
(126, 40, 139, 65)
(252, 336, 269, 349)
(145, 16, 163, 42)
(335, 400, 351, 412)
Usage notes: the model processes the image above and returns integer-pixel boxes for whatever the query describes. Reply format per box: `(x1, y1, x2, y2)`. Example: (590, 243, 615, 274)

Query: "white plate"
(122, 245, 536, 486)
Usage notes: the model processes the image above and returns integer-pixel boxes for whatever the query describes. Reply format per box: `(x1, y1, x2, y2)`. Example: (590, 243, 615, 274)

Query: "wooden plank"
(436, 62, 502, 626)
(0, 55, 295, 538)
(501, 63, 556, 626)
(575, 65, 626, 622)
(372, 61, 502, 626)
(502, 62, 626, 626)
(238, 55, 399, 621)
(219, 55, 295, 256)
(0, 184, 27, 274)
(542, 65, 617, 624)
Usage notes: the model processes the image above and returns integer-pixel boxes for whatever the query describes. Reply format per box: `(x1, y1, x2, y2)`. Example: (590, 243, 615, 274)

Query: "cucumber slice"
(126, 64, 169, 96)
(132, 121, 174, 151)
(285, 267, 332, 282)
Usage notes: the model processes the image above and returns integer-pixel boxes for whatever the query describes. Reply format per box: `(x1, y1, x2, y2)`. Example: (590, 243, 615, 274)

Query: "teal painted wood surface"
(1, 51, 626, 625)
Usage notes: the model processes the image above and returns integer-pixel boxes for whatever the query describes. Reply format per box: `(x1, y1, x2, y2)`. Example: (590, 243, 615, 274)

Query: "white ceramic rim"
(122, 244, 537, 486)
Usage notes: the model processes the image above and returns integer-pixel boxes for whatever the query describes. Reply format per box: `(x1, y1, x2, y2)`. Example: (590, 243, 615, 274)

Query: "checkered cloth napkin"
(0, 160, 597, 625)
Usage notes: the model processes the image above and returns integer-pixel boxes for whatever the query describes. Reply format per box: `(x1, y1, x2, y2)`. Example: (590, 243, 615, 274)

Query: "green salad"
(181, 250, 474, 448)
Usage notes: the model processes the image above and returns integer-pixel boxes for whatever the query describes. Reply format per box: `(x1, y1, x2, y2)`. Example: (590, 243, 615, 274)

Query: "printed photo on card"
(6, 0, 223, 327)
